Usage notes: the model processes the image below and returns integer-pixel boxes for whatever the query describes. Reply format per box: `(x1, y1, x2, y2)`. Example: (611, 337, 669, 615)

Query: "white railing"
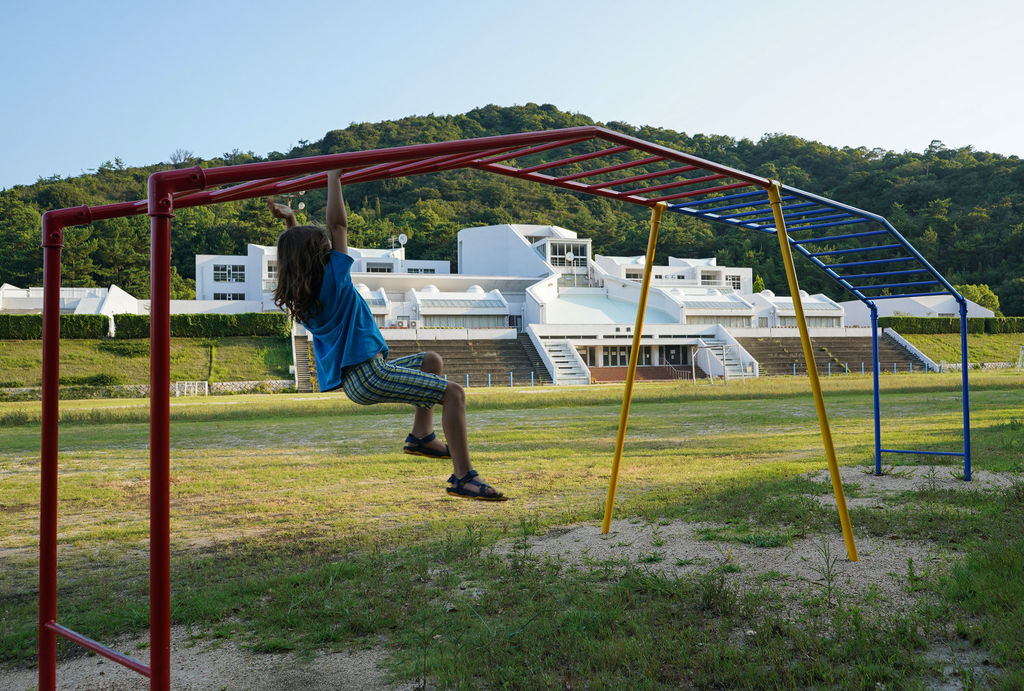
(883, 328, 939, 372)
(174, 381, 208, 396)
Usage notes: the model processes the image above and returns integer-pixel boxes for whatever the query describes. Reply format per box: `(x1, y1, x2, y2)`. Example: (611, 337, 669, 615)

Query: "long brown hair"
(273, 225, 331, 323)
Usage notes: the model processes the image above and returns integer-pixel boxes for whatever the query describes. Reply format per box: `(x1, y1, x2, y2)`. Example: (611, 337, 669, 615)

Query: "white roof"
(543, 294, 677, 325)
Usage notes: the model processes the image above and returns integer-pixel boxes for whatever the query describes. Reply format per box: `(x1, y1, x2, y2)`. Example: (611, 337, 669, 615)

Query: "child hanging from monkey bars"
(269, 170, 506, 501)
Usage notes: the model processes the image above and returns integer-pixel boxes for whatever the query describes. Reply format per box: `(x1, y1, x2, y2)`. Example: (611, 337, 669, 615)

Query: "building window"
(602, 345, 631, 367)
(508, 315, 523, 330)
(779, 316, 841, 328)
(577, 346, 596, 366)
(213, 292, 246, 300)
(367, 264, 392, 273)
(267, 261, 277, 280)
(659, 345, 683, 365)
(408, 268, 435, 274)
(700, 271, 719, 286)
(686, 315, 751, 328)
(625, 272, 642, 280)
(213, 264, 245, 282)
(726, 274, 742, 290)
(423, 315, 505, 328)
(549, 242, 588, 267)
(758, 317, 769, 328)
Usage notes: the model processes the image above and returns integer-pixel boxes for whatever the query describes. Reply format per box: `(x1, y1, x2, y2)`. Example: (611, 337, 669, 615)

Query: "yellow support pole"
(602, 202, 667, 534)
(767, 181, 859, 561)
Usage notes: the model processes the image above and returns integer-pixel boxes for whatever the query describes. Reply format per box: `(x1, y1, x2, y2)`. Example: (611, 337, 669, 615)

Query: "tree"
(997, 278, 1024, 317)
(0, 191, 43, 286)
(954, 284, 1000, 315)
(752, 275, 765, 293)
(168, 149, 194, 167)
(169, 267, 196, 299)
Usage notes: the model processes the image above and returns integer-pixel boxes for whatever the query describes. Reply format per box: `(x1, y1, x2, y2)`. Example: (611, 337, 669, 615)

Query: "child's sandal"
(446, 470, 508, 501)
(403, 432, 451, 459)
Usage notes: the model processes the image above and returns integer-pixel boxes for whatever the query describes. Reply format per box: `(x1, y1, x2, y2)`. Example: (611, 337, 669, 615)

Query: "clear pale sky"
(2, 0, 1020, 190)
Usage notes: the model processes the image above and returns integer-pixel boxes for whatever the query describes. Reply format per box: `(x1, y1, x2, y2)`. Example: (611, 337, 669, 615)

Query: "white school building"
(0, 222, 996, 385)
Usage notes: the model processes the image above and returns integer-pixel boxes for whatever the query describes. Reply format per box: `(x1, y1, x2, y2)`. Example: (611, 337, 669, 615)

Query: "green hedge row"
(0, 314, 108, 339)
(0, 313, 290, 339)
(985, 317, 1024, 334)
(878, 316, 1024, 334)
(114, 312, 290, 339)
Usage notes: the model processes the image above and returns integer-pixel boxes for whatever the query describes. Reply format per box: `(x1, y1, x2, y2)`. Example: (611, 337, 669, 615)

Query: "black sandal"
(446, 470, 508, 501)
(404, 432, 451, 459)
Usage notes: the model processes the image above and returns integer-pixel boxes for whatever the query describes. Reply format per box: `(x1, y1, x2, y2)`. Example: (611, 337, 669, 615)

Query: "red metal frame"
(38, 126, 772, 690)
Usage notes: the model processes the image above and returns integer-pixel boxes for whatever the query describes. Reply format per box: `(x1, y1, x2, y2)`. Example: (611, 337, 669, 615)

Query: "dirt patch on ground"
(0, 627, 424, 691)
(496, 517, 947, 615)
(805, 465, 1020, 509)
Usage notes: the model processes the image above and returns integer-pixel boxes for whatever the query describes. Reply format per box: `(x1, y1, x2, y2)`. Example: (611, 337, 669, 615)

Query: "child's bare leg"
(411, 352, 448, 454)
(441, 382, 502, 498)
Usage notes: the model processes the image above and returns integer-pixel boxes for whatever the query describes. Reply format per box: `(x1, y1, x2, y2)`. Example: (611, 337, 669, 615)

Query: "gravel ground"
(1, 627, 426, 691)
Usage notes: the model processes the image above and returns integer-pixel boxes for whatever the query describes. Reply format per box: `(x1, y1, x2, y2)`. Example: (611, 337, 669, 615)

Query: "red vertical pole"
(148, 178, 173, 691)
(39, 212, 66, 691)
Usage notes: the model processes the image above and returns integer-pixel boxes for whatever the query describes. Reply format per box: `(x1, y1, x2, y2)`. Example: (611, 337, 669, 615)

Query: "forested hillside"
(2, 103, 1022, 313)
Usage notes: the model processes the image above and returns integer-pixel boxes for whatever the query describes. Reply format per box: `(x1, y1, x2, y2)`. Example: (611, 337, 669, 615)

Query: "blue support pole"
(466, 373, 469, 387)
(828, 362, 831, 377)
(531, 371, 534, 386)
(793, 362, 796, 377)
(510, 371, 513, 387)
(488, 373, 491, 387)
(959, 300, 972, 481)
(871, 305, 882, 475)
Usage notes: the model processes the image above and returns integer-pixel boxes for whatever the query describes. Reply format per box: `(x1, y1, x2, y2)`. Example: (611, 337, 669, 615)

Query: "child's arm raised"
(326, 170, 348, 254)
(266, 198, 298, 228)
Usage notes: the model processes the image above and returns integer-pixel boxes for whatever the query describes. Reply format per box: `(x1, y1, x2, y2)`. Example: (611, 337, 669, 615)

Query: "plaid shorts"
(341, 352, 448, 409)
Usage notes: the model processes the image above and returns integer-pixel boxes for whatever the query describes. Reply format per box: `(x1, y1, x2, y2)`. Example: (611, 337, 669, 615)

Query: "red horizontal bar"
(474, 162, 657, 207)
(647, 181, 754, 203)
(45, 126, 774, 227)
(593, 129, 770, 187)
(196, 128, 611, 189)
(517, 145, 632, 174)
(202, 175, 295, 204)
(46, 622, 151, 677)
(619, 173, 727, 197)
(340, 156, 435, 184)
(557, 156, 666, 182)
(388, 147, 510, 177)
(588, 165, 700, 190)
(477, 136, 594, 166)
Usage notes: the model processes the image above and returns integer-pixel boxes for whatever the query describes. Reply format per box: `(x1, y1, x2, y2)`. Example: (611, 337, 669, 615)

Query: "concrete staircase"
(517, 333, 554, 385)
(383, 338, 552, 387)
(542, 340, 590, 385)
(698, 338, 749, 379)
(736, 335, 927, 376)
(293, 334, 313, 392)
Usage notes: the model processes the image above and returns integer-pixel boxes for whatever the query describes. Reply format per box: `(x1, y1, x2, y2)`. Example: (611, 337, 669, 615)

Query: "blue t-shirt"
(303, 251, 388, 392)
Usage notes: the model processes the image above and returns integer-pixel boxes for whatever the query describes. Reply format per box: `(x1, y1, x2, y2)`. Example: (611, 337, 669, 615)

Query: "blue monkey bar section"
(666, 185, 971, 479)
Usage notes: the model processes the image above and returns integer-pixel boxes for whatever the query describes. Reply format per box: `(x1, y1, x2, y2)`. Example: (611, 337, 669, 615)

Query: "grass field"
(902, 332, 1024, 365)
(0, 337, 292, 388)
(2, 372, 1023, 689)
